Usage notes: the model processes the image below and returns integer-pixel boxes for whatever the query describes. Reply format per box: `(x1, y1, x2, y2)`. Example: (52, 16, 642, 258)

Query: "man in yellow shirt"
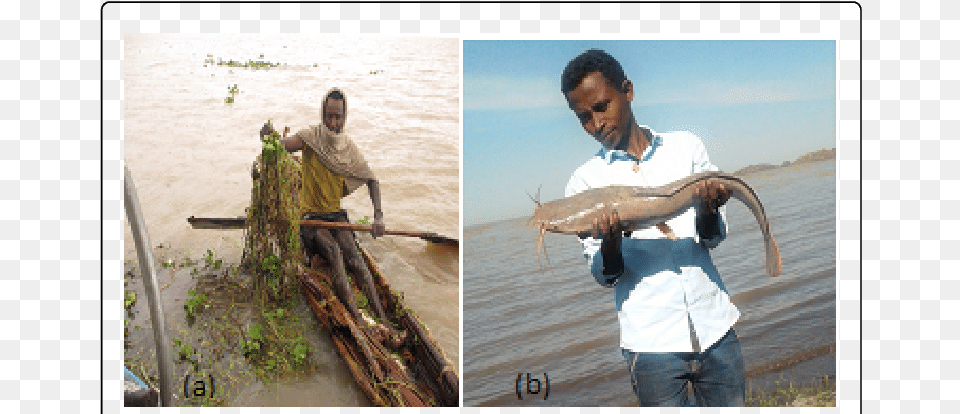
(265, 88, 399, 341)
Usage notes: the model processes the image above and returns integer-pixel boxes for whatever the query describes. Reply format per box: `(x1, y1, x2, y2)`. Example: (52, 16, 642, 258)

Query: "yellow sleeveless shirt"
(300, 145, 344, 215)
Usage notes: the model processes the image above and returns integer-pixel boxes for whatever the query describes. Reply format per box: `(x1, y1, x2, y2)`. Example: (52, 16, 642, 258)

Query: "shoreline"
(747, 374, 836, 407)
(733, 148, 836, 177)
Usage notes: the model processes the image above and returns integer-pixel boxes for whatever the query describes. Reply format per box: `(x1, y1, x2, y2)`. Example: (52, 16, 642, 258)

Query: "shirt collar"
(597, 125, 662, 164)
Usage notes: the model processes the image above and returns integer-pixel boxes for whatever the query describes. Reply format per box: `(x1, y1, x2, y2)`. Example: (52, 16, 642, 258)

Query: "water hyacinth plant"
(242, 122, 302, 305)
(225, 84, 240, 103)
(205, 54, 281, 70)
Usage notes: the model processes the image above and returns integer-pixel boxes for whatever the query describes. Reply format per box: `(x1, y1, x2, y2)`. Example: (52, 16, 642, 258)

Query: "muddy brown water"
(123, 259, 372, 407)
(122, 34, 459, 406)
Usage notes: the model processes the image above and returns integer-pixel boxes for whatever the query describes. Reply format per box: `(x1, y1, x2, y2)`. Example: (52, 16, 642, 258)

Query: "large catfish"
(531, 171, 782, 276)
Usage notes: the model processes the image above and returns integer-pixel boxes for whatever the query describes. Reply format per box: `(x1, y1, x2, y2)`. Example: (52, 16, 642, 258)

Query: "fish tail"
(722, 175, 782, 277)
(766, 233, 782, 276)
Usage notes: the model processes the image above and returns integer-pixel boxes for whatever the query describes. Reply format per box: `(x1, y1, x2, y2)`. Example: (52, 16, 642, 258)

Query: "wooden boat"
(297, 242, 459, 407)
(188, 152, 458, 406)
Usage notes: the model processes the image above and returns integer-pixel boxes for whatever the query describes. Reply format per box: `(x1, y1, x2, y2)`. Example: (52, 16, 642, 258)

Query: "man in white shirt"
(561, 49, 745, 406)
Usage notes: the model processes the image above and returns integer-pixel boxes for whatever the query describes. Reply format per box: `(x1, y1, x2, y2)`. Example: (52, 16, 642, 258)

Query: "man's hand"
(261, 122, 277, 139)
(372, 212, 385, 238)
(693, 179, 730, 216)
(593, 209, 625, 277)
(693, 179, 729, 239)
(593, 209, 623, 240)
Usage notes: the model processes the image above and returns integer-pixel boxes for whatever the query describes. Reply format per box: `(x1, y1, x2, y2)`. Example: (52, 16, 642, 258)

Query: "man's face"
(565, 71, 634, 150)
(323, 98, 346, 133)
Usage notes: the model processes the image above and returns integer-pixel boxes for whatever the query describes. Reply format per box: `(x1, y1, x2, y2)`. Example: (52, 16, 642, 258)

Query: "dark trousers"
(300, 211, 390, 330)
(621, 328, 746, 407)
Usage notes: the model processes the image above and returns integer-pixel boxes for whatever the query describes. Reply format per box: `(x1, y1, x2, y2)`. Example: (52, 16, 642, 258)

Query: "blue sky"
(463, 40, 836, 226)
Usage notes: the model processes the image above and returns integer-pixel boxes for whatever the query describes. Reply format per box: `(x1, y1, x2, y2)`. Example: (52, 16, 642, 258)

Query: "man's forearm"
(278, 137, 303, 153)
(696, 211, 722, 240)
(367, 179, 383, 217)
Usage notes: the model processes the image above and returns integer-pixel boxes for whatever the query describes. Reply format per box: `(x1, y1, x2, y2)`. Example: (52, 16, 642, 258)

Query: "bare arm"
(367, 179, 385, 238)
(262, 122, 304, 153)
(278, 132, 305, 153)
(254, 124, 303, 180)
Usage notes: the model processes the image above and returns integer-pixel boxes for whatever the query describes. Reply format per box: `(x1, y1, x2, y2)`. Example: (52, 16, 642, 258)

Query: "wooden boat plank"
(296, 243, 458, 406)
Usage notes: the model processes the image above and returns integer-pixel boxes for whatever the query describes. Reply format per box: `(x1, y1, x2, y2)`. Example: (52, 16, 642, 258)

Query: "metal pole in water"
(123, 164, 177, 407)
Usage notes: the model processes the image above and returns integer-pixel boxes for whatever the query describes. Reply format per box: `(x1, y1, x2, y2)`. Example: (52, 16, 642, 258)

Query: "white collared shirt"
(565, 126, 739, 353)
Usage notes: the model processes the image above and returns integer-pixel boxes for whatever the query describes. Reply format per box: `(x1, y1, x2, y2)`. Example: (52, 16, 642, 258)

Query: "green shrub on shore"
(745, 375, 835, 407)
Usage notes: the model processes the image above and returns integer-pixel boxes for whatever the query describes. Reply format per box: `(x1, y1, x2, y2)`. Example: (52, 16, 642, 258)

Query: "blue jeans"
(621, 328, 745, 407)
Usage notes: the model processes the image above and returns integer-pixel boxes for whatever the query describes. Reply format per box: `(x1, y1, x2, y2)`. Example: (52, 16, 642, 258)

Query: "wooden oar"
(300, 220, 458, 247)
(187, 216, 458, 247)
(186, 216, 247, 229)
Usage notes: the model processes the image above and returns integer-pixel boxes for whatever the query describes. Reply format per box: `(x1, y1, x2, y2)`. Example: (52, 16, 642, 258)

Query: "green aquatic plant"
(184, 289, 209, 320)
(231, 123, 326, 380)
(242, 124, 302, 305)
(240, 338, 258, 357)
(209, 56, 281, 70)
(225, 84, 240, 103)
(249, 323, 265, 341)
(241, 323, 264, 358)
(291, 336, 309, 366)
(173, 337, 196, 361)
(180, 255, 197, 268)
(235, 305, 318, 379)
(124, 290, 137, 311)
(354, 290, 369, 311)
(203, 249, 223, 269)
(125, 251, 317, 405)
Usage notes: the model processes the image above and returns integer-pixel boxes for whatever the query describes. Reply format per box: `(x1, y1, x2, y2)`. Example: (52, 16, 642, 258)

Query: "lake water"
(122, 34, 459, 406)
(463, 160, 836, 406)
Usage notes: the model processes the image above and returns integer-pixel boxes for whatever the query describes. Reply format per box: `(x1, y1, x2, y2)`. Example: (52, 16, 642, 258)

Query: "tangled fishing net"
(242, 121, 303, 305)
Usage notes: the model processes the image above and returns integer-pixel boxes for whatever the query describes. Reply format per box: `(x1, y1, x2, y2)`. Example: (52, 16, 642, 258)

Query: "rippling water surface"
(122, 34, 459, 406)
(464, 160, 835, 406)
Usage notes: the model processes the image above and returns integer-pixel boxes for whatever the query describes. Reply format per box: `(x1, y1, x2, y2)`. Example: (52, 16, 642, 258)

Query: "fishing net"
(242, 121, 303, 305)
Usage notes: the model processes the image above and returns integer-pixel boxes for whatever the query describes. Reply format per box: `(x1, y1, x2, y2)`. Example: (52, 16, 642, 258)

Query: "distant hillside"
(732, 148, 835, 176)
(793, 148, 836, 165)
(733, 163, 778, 176)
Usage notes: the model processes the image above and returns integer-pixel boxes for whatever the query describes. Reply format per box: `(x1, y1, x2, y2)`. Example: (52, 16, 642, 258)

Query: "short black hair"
(322, 89, 347, 117)
(560, 49, 628, 95)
